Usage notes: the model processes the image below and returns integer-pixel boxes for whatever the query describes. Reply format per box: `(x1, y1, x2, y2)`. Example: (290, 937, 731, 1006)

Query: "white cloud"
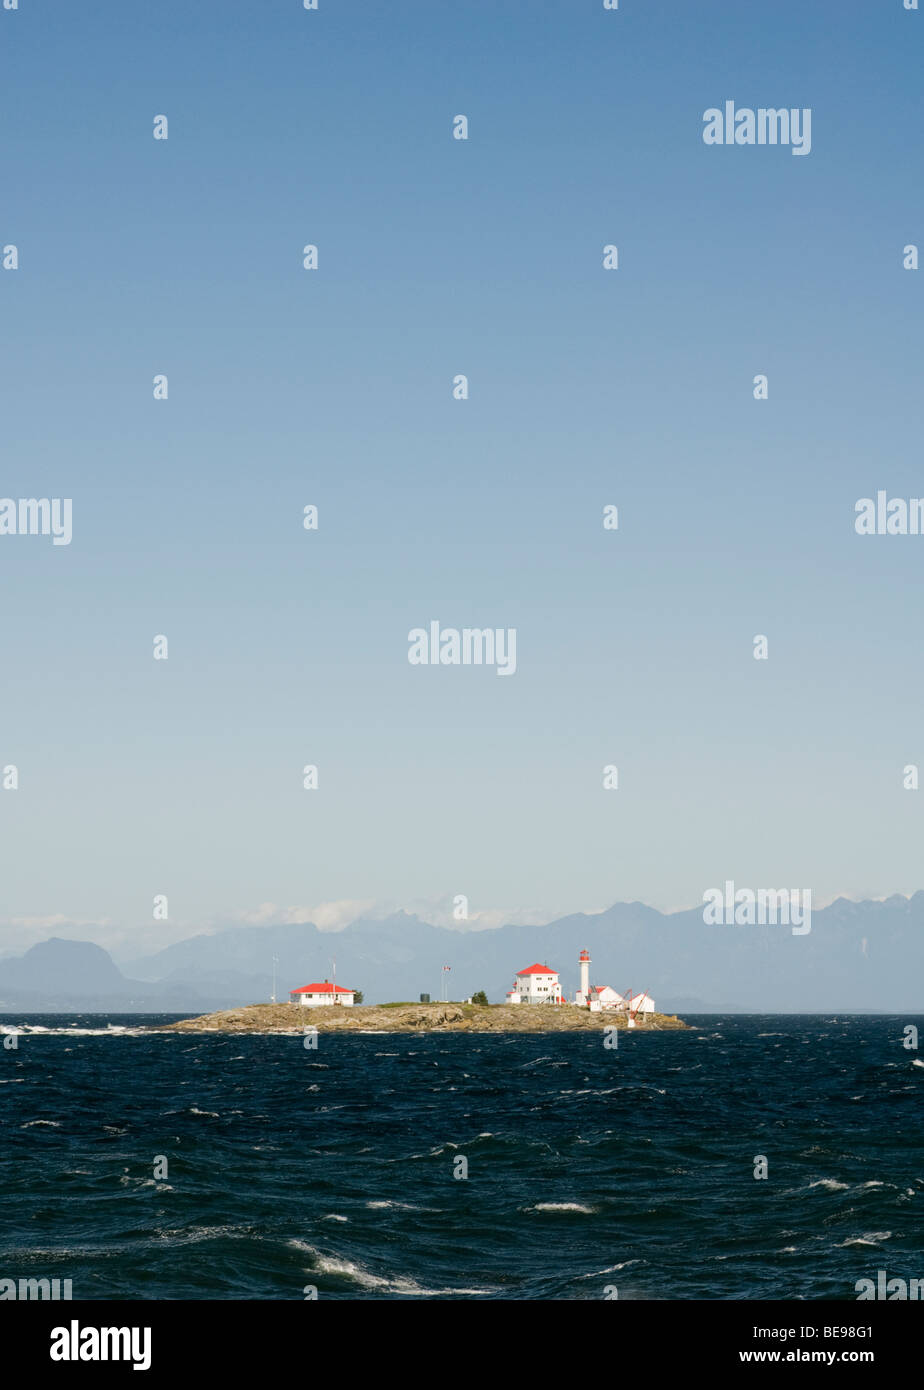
(231, 899, 377, 931)
(382, 895, 567, 931)
(9, 914, 110, 931)
(227, 897, 569, 933)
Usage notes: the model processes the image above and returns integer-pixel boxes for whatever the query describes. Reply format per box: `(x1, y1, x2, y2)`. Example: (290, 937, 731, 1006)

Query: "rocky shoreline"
(163, 1002, 690, 1034)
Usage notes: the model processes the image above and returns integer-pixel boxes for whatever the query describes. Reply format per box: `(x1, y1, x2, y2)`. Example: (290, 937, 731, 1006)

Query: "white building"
(289, 981, 356, 1007)
(625, 990, 655, 1015)
(588, 985, 626, 1010)
(506, 962, 563, 1005)
(574, 948, 656, 1014)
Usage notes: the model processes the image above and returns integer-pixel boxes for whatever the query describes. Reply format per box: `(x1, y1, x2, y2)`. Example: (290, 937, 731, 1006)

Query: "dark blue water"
(1, 1015, 921, 1300)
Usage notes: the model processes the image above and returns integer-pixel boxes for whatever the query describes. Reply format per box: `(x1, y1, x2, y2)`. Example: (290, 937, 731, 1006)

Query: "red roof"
(290, 982, 354, 994)
(516, 963, 558, 976)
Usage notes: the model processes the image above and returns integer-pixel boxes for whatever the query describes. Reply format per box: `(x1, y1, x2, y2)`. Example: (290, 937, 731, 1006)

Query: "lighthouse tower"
(577, 948, 591, 1005)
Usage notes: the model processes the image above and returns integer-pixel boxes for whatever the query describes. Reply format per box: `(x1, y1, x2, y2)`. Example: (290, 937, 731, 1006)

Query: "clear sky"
(1, 1, 922, 956)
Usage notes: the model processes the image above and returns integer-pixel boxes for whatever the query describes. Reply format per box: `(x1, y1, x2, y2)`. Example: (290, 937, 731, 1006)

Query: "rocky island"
(164, 1001, 689, 1034)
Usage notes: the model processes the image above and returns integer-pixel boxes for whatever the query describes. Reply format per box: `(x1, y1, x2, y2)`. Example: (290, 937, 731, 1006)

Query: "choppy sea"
(1, 1014, 921, 1300)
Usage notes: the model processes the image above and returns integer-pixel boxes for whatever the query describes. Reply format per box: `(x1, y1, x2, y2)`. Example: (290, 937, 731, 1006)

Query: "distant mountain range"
(1, 894, 923, 1014)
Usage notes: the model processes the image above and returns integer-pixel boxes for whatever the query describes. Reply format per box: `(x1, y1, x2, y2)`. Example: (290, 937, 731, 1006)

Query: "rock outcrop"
(162, 1002, 688, 1034)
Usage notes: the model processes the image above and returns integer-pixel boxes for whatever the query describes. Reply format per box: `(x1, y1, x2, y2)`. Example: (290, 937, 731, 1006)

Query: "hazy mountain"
(0, 938, 260, 1014)
(4, 895, 924, 1013)
(1, 938, 126, 995)
(122, 894, 924, 1012)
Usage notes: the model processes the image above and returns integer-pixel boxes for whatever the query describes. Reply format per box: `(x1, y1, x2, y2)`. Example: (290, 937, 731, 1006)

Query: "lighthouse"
(577, 948, 591, 1005)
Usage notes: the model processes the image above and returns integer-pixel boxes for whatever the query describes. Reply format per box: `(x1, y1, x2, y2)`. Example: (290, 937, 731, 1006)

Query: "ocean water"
(0, 1014, 921, 1301)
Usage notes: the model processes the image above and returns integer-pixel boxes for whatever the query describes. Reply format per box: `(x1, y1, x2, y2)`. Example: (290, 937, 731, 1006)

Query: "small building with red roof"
(289, 980, 356, 1008)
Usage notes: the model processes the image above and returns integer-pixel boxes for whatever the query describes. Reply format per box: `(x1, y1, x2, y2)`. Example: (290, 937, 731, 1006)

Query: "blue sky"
(1, 1, 922, 955)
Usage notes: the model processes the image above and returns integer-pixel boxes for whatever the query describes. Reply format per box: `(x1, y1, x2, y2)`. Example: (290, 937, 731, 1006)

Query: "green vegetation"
(471, 990, 489, 1006)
